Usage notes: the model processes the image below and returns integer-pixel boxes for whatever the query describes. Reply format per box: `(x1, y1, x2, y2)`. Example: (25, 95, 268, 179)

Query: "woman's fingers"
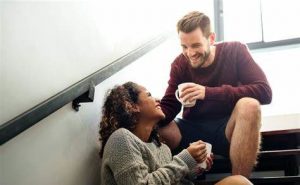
(210, 153, 214, 160)
(195, 149, 207, 163)
(206, 156, 213, 171)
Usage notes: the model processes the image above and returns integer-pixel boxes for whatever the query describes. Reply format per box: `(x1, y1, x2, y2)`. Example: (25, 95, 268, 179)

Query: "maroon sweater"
(160, 42, 272, 125)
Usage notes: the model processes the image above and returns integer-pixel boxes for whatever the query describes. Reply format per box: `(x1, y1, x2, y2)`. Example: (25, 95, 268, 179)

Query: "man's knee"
(235, 98, 261, 128)
(236, 98, 261, 116)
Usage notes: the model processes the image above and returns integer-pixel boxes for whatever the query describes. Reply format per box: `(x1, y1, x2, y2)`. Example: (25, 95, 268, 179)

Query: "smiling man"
(158, 11, 272, 178)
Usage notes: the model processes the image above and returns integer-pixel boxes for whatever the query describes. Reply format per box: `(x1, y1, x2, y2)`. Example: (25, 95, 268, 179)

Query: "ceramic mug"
(175, 82, 196, 107)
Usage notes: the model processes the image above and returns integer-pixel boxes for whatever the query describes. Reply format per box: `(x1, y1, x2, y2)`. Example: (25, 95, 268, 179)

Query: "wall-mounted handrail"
(0, 33, 171, 145)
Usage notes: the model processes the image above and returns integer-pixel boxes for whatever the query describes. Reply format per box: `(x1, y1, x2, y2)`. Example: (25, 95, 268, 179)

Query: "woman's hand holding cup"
(187, 140, 207, 163)
(187, 141, 213, 171)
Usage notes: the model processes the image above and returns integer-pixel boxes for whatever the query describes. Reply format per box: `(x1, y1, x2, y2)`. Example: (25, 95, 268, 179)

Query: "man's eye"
(193, 45, 201, 48)
(147, 92, 152, 97)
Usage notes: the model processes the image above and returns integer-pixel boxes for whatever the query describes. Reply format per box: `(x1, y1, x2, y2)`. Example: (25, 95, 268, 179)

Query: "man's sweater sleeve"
(159, 61, 183, 126)
(107, 130, 197, 185)
(205, 43, 272, 106)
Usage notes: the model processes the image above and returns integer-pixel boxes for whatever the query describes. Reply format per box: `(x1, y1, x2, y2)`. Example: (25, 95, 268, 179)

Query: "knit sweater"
(160, 42, 272, 125)
(100, 128, 198, 185)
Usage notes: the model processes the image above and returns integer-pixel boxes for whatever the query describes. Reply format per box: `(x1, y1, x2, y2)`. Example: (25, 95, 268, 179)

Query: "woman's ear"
(125, 101, 140, 113)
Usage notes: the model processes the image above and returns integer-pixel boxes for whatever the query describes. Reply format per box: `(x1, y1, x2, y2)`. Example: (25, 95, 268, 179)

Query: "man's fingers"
(180, 83, 196, 92)
(180, 86, 205, 101)
(180, 87, 196, 99)
(181, 90, 198, 102)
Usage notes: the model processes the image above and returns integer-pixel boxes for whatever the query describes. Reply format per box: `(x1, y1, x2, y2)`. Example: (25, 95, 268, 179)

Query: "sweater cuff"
(176, 149, 197, 170)
(205, 86, 226, 101)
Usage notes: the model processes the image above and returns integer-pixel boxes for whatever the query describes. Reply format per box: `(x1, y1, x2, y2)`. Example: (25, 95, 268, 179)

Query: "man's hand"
(180, 83, 205, 102)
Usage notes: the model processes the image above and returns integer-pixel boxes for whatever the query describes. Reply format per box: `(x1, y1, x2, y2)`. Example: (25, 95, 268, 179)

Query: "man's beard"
(188, 49, 211, 69)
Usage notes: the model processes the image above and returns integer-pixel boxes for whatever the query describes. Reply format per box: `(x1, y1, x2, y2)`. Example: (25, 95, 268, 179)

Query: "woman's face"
(136, 86, 165, 121)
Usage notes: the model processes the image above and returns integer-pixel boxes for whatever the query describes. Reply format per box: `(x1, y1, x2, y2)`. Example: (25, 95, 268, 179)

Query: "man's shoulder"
(172, 53, 188, 67)
(216, 41, 247, 50)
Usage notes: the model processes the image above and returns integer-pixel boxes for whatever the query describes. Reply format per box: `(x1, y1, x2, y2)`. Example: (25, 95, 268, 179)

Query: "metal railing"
(0, 33, 170, 145)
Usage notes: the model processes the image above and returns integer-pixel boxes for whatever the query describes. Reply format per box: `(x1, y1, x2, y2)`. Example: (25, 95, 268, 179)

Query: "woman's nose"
(155, 98, 161, 103)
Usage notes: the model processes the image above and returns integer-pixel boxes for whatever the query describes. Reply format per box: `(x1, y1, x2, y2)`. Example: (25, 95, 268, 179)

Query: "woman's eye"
(147, 92, 152, 97)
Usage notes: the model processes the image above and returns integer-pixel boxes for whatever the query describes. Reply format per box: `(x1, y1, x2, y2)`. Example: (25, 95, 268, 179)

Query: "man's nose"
(155, 98, 161, 103)
(187, 48, 195, 57)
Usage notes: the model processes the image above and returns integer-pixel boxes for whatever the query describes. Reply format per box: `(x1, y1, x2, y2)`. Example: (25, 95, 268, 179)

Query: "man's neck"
(201, 45, 216, 68)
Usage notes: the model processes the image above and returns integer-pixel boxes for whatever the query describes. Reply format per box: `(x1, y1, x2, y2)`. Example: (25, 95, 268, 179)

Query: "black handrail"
(0, 33, 171, 145)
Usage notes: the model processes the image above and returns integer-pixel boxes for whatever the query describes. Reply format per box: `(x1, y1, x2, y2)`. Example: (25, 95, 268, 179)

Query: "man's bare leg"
(158, 121, 181, 150)
(225, 97, 262, 177)
(159, 98, 261, 177)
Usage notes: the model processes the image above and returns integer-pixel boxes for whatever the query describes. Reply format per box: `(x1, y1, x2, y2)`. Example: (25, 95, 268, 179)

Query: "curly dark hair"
(99, 82, 161, 158)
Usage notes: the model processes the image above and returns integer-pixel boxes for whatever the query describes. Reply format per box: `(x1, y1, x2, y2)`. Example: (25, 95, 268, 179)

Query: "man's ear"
(209, 32, 216, 45)
(125, 101, 140, 113)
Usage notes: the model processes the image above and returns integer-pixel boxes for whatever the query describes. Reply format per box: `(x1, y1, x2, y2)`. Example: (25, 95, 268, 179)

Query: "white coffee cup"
(198, 143, 212, 169)
(175, 82, 196, 107)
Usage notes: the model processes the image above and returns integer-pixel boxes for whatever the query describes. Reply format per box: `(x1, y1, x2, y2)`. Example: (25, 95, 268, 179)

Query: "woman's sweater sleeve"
(106, 129, 197, 185)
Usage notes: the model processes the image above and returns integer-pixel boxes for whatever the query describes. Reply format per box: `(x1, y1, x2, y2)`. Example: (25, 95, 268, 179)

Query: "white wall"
(252, 45, 300, 116)
(0, 0, 213, 124)
(0, 36, 183, 185)
(0, 0, 162, 124)
(0, 1, 214, 185)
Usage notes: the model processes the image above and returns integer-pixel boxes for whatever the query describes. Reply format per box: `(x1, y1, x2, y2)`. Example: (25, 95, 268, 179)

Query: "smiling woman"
(99, 82, 252, 185)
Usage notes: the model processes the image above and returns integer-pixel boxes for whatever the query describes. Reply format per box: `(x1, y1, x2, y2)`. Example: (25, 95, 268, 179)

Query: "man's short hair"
(177, 11, 211, 38)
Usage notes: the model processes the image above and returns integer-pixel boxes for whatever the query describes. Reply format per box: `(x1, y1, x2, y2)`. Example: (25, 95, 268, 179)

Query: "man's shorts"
(173, 117, 230, 157)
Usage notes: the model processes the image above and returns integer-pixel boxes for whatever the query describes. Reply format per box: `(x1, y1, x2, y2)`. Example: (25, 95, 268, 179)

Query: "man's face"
(179, 27, 212, 69)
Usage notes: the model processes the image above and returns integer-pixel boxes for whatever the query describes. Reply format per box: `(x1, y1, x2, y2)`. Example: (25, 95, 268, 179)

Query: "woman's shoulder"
(110, 127, 131, 137)
(103, 128, 147, 161)
(103, 128, 135, 156)
(107, 128, 146, 149)
(108, 128, 136, 144)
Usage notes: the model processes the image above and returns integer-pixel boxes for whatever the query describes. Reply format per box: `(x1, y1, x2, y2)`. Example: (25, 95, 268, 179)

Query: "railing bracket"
(72, 81, 95, 111)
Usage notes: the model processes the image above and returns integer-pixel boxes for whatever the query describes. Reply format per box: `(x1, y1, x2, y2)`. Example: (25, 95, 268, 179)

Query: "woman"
(99, 82, 252, 185)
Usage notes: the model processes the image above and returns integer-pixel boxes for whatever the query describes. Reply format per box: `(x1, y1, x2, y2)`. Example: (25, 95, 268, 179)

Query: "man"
(158, 11, 272, 178)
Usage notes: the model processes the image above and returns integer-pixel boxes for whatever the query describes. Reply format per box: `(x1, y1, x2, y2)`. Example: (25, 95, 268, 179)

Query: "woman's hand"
(187, 140, 207, 163)
(205, 153, 214, 171)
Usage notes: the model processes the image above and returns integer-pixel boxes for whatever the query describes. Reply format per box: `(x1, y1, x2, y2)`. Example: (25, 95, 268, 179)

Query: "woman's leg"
(215, 175, 252, 185)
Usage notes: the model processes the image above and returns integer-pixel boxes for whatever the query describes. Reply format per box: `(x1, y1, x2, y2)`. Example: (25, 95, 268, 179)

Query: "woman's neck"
(133, 120, 156, 142)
